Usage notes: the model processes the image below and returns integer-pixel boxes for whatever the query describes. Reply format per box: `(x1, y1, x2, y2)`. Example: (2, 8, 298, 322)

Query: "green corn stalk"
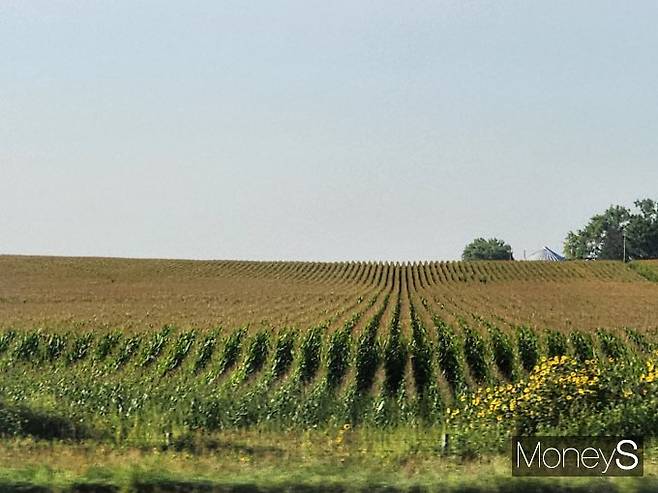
(434, 317, 465, 394)
(217, 327, 247, 376)
(296, 325, 324, 384)
(161, 330, 196, 376)
(546, 330, 568, 358)
(383, 299, 406, 396)
(517, 325, 540, 371)
(193, 331, 218, 374)
(570, 331, 595, 362)
(270, 329, 296, 380)
(462, 323, 490, 384)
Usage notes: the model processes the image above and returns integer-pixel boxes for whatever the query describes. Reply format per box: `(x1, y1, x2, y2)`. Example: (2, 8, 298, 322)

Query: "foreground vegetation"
(3, 256, 658, 491)
(3, 318, 658, 490)
(3, 434, 658, 492)
(2, 315, 657, 441)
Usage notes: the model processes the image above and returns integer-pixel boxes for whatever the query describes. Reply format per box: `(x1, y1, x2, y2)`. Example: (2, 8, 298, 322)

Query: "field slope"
(2, 255, 658, 492)
(1, 254, 656, 330)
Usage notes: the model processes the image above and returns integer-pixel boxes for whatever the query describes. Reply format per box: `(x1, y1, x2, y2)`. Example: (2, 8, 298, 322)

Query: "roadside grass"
(1, 433, 658, 492)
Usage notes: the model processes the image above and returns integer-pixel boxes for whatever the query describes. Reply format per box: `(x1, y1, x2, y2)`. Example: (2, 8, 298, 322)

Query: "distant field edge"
(629, 260, 658, 282)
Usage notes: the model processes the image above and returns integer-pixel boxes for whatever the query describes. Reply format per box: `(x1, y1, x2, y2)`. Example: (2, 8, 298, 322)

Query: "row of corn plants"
(0, 319, 653, 440)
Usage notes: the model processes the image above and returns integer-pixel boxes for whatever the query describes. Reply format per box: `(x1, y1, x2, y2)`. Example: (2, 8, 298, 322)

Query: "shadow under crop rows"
(1, 479, 657, 493)
(0, 401, 91, 440)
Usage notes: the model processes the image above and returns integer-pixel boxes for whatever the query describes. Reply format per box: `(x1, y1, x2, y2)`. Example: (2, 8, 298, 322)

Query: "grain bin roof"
(527, 246, 566, 261)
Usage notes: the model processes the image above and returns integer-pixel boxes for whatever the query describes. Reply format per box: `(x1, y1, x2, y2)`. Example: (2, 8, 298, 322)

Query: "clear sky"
(2, 1, 657, 261)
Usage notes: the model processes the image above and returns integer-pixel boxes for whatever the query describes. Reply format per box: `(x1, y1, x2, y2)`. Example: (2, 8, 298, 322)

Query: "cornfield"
(1, 256, 658, 446)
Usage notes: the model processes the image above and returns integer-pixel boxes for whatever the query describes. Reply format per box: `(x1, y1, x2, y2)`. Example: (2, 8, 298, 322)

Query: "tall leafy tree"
(626, 199, 658, 259)
(462, 238, 513, 261)
(564, 199, 658, 260)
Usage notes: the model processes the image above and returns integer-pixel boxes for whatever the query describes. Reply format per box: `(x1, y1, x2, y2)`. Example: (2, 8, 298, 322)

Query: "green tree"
(462, 238, 513, 261)
(626, 199, 658, 259)
(564, 199, 658, 260)
(564, 205, 629, 260)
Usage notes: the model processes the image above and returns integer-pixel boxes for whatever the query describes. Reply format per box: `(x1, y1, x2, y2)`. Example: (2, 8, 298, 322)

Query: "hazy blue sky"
(2, 1, 657, 261)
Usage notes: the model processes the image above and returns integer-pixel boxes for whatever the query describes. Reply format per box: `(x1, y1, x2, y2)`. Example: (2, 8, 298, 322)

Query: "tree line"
(462, 198, 658, 261)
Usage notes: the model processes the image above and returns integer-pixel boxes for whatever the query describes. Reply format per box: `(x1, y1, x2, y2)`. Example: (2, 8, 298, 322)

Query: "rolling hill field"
(2, 254, 657, 331)
(2, 255, 658, 492)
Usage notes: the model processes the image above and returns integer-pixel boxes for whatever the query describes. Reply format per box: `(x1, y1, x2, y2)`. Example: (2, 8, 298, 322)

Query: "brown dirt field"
(1, 255, 658, 333)
(422, 280, 658, 331)
(0, 256, 372, 331)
